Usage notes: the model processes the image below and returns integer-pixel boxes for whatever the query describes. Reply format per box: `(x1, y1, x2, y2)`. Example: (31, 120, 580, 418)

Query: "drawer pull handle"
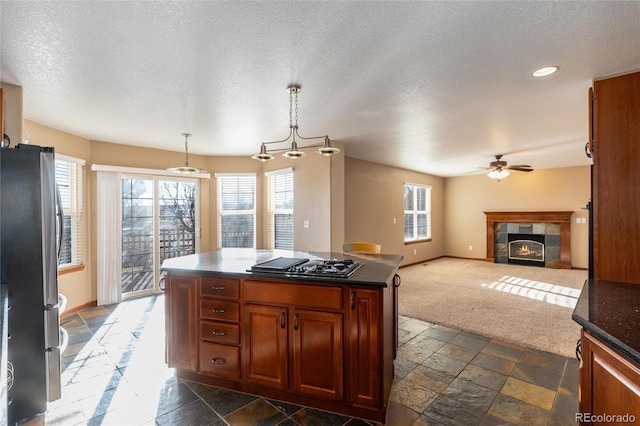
(212, 308, 226, 314)
(280, 312, 285, 329)
(212, 330, 228, 336)
(211, 286, 227, 291)
(293, 313, 299, 331)
(211, 358, 227, 365)
(350, 292, 355, 310)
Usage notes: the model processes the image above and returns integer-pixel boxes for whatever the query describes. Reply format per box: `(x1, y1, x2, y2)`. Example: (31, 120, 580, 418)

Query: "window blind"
(267, 170, 294, 250)
(56, 157, 84, 267)
(217, 175, 256, 248)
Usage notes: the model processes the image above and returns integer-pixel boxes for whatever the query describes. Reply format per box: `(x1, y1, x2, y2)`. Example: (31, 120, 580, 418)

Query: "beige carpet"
(397, 257, 588, 358)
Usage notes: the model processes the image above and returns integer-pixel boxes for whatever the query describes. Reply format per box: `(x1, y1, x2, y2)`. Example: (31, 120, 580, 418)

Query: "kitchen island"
(161, 249, 403, 423)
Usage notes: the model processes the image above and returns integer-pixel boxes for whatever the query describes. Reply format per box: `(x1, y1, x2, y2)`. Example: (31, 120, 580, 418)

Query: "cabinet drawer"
(199, 342, 240, 380)
(201, 321, 239, 345)
(200, 300, 239, 322)
(243, 281, 343, 310)
(201, 277, 240, 300)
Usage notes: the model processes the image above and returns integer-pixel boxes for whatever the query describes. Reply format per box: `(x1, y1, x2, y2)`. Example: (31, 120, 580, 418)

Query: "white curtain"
(97, 171, 122, 306)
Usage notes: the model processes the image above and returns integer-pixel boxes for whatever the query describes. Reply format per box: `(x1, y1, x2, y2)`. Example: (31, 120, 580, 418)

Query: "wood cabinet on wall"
(590, 70, 640, 283)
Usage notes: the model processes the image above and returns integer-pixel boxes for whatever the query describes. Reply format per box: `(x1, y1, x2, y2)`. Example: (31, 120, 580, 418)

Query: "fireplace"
(508, 233, 545, 267)
(484, 211, 573, 269)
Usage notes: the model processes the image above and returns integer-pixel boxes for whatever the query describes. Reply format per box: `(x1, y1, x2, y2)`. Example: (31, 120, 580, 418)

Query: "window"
(216, 174, 256, 248)
(266, 168, 294, 250)
(55, 155, 84, 269)
(404, 183, 431, 242)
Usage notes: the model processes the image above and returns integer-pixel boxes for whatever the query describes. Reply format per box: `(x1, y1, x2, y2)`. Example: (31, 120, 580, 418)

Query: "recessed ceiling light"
(532, 66, 559, 77)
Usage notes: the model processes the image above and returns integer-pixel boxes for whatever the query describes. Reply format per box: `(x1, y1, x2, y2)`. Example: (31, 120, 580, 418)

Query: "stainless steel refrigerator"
(1, 144, 63, 424)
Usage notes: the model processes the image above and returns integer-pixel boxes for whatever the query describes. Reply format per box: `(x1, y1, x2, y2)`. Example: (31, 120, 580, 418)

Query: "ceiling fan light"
(488, 169, 510, 180)
(316, 137, 340, 156)
(283, 141, 306, 159)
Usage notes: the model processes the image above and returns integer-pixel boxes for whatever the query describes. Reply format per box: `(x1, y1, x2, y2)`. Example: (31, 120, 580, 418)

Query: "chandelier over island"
(252, 84, 340, 162)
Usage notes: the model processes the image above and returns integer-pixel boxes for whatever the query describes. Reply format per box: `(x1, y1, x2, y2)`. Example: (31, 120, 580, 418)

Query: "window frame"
(55, 154, 85, 273)
(215, 173, 257, 249)
(403, 182, 432, 244)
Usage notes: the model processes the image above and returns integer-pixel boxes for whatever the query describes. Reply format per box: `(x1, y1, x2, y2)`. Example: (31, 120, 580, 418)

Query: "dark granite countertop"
(572, 279, 640, 365)
(161, 248, 403, 287)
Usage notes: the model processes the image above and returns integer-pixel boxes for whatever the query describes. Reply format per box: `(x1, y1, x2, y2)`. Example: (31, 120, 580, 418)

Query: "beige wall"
(19, 120, 592, 312)
(1, 83, 24, 148)
(23, 120, 93, 311)
(444, 166, 590, 268)
(262, 146, 336, 252)
(344, 157, 446, 265)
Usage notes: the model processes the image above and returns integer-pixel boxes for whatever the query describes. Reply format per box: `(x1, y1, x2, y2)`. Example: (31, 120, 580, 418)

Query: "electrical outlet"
(581, 218, 587, 224)
(576, 218, 581, 224)
(393, 218, 396, 224)
(413, 249, 417, 255)
(468, 245, 473, 251)
(303, 220, 310, 229)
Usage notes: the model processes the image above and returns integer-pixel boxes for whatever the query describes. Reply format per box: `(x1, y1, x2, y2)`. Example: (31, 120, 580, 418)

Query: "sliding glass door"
(121, 176, 198, 298)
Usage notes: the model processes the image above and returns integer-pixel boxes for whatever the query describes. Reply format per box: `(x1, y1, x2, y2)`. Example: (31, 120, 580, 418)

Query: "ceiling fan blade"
(507, 166, 534, 172)
(463, 167, 490, 175)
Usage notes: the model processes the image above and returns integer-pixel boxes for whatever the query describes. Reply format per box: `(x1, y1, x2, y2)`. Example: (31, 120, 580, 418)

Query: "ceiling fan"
(468, 155, 534, 180)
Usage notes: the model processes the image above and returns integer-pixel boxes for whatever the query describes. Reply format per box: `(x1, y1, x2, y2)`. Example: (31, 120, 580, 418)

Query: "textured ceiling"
(1, 1, 639, 176)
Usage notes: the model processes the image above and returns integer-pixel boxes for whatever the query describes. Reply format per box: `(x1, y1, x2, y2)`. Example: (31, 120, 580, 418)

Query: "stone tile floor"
(20, 294, 579, 425)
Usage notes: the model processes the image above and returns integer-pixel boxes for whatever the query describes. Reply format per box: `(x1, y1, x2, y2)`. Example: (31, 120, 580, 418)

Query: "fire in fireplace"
(508, 233, 545, 267)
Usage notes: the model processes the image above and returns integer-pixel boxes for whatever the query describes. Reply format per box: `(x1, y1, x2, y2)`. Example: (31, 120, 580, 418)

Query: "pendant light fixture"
(167, 133, 207, 174)
(252, 84, 339, 161)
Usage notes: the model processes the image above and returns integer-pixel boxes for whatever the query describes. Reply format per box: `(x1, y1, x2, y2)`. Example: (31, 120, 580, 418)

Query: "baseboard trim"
(399, 255, 487, 269)
(61, 300, 97, 318)
(401, 255, 587, 270)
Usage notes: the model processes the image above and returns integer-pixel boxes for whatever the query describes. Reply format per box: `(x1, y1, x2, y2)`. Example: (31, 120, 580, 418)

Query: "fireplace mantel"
(484, 211, 573, 269)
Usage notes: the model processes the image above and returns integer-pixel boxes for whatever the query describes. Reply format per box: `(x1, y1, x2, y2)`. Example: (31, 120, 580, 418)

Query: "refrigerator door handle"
(55, 185, 64, 264)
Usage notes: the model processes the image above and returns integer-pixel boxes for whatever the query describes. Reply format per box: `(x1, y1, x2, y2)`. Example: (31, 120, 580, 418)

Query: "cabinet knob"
(211, 308, 226, 314)
(212, 330, 228, 336)
(293, 313, 299, 331)
(211, 286, 226, 291)
(211, 358, 227, 365)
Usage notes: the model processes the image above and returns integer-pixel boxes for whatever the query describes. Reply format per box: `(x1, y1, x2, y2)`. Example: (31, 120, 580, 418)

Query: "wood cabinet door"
(592, 71, 640, 283)
(347, 288, 381, 408)
(242, 304, 288, 389)
(292, 309, 343, 400)
(580, 331, 640, 421)
(166, 275, 199, 372)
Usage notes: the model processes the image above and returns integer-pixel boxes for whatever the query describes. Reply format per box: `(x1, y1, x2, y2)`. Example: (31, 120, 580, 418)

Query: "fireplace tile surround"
(485, 211, 573, 269)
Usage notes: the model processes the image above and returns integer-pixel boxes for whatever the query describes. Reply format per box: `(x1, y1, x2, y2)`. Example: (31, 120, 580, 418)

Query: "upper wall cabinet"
(591, 70, 640, 283)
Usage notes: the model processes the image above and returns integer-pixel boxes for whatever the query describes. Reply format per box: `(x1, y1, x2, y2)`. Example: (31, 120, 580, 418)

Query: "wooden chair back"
(342, 242, 382, 254)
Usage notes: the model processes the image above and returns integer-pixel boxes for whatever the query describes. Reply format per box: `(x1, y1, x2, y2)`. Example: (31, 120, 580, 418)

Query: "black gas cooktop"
(249, 257, 362, 279)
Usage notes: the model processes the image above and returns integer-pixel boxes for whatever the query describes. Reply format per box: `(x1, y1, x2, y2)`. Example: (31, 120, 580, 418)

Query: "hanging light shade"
(167, 133, 207, 174)
(283, 141, 305, 158)
(251, 84, 340, 161)
(316, 136, 340, 156)
(251, 143, 275, 162)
